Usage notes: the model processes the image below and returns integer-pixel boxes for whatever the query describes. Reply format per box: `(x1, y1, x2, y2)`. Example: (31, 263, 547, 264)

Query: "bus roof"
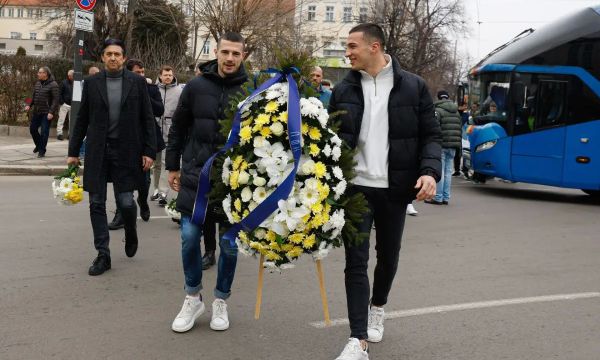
(475, 6, 600, 68)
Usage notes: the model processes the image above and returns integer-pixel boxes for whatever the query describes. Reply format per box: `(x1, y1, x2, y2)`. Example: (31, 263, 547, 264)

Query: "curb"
(0, 165, 67, 176)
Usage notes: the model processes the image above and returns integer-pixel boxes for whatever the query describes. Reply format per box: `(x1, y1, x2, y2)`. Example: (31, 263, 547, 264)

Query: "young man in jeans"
(166, 32, 248, 333)
(328, 23, 441, 359)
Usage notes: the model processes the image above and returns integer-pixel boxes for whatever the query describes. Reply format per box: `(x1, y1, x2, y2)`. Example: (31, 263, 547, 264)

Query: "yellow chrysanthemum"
(309, 143, 320, 157)
(303, 234, 316, 249)
(238, 231, 249, 242)
(302, 213, 311, 223)
(288, 233, 305, 244)
(313, 162, 327, 178)
(311, 201, 323, 214)
(264, 101, 279, 113)
(232, 155, 244, 170)
(234, 198, 242, 212)
(286, 246, 303, 259)
(240, 126, 252, 142)
(311, 213, 325, 227)
(281, 243, 294, 252)
(231, 211, 241, 223)
(229, 170, 240, 189)
(74, 176, 81, 183)
(243, 209, 250, 218)
(265, 250, 282, 261)
(317, 182, 330, 200)
(308, 127, 321, 140)
(260, 127, 272, 138)
(265, 230, 277, 242)
(241, 119, 253, 127)
(278, 111, 288, 123)
(269, 242, 282, 251)
(301, 123, 309, 135)
(239, 160, 248, 171)
(249, 241, 262, 250)
(256, 113, 271, 126)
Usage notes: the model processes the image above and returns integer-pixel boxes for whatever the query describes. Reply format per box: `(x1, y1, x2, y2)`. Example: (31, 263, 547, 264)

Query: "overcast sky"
(461, 0, 599, 63)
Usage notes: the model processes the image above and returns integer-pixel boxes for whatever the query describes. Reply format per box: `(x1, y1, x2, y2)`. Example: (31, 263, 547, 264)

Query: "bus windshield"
(469, 72, 511, 128)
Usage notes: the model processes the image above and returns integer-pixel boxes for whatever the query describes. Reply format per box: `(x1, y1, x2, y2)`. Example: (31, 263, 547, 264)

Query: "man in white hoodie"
(329, 23, 441, 360)
(152, 65, 183, 205)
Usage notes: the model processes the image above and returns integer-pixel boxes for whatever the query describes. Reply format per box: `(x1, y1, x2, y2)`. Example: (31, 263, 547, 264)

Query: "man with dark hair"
(108, 59, 165, 229)
(329, 23, 441, 359)
(166, 31, 248, 334)
(25, 66, 59, 157)
(67, 39, 157, 276)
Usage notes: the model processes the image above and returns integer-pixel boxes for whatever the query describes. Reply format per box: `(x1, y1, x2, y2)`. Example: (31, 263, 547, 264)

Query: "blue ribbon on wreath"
(191, 67, 303, 246)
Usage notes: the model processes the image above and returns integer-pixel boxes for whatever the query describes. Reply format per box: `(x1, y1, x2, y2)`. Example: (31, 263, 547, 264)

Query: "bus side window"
(535, 80, 567, 130)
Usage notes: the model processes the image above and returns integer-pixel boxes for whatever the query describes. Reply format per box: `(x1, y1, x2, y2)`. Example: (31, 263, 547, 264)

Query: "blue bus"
(461, 5, 600, 197)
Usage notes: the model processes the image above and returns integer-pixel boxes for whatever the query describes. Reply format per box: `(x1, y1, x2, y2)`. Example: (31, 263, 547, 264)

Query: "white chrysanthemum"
(317, 109, 329, 128)
(299, 158, 315, 175)
(222, 157, 232, 183)
(236, 239, 254, 257)
(252, 176, 266, 187)
(324, 209, 345, 239)
(332, 146, 342, 161)
(331, 134, 342, 146)
(248, 201, 259, 211)
(254, 228, 267, 239)
(322, 144, 332, 157)
(238, 170, 250, 185)
(332, 166, 344, 180)
(312, 242, 334, 261)
(241, 187, 253, 202)
(299, 185, 319, 207)
(333, 179, 347, 200)
(308, 96, 323, 108)
(300, 98, 319, 118)
(269, 121, 284, 136)
(304, 177, 319, 190)
(253, 136, 269, 148)
(222, 195, 234, 224)
(253, 187, 268, 204)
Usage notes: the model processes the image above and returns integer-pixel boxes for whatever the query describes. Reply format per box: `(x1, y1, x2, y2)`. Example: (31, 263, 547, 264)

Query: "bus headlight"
(475, 140, 497, 152)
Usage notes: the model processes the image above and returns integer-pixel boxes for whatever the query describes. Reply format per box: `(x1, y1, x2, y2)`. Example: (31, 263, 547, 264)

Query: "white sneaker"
(367, 306, 385, 343)
(171, 295, 205, 333)
(335, 338, 369, 360)
(406, 203, 418, 216)
(210, 299, 229, 331)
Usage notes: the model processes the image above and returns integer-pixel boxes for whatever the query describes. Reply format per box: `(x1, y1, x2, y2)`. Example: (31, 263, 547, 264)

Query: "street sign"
(75, 0, 96, 11)
(74, 9, 94, 32)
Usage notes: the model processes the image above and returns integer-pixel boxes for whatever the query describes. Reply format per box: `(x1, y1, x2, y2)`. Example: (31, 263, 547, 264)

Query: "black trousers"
(203, 212, 217, 252)
(344, 185, 407, 340)
(454, 147, 461, 173)
(89, 142, 135, 256)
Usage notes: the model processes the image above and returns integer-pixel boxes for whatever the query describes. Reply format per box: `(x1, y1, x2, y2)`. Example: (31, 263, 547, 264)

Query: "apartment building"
(0, 0, 64, 56)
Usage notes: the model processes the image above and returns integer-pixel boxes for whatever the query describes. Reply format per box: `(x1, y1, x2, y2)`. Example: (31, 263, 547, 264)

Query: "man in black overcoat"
(67, 39, 157, 276)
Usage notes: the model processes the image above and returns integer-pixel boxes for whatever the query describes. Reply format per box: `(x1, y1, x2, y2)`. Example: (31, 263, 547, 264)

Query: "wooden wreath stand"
(254, 254, 331, 326)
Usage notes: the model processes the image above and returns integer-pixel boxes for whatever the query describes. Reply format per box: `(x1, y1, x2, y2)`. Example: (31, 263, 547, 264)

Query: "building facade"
(0, 0, 64, 56)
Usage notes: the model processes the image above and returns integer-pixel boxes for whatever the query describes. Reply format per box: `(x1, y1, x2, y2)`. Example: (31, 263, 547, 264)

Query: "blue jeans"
(180, 215, 238, 299)
(30, 113, 50, 154)
(435, 148, 456, 202)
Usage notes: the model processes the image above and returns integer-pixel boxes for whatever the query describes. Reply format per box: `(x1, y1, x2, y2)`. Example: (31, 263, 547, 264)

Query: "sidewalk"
(0, 135, 69, 175)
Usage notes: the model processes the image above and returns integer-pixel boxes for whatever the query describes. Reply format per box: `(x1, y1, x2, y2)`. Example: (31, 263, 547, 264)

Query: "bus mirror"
(456, 86, 466, 106)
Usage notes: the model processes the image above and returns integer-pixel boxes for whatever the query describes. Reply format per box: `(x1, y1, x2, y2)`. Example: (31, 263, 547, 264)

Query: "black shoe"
(452, 171, 461, 177)
(88, 254, 111, 276)
(139, 201, 150, 222)
(442, 200, 449, 205)
(57, 134, 64, 141)
(108, 209, 124, 230)
(122, 207, 138, 258)
(37, 152, 45, 158)
(158, 197, 168, 207)
(424, 199, 444, 205)
(33, 147, 38, 153)
(202, 250, 216, 270)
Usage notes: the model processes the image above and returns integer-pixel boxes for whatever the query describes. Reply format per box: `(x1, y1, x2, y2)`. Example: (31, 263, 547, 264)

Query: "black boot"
(108, 209, 124, 230)
(138, 179, 151, 222)
(88, 254, 111, 276)
(121, 206, 138, 258)
(202, 250, 216, 270)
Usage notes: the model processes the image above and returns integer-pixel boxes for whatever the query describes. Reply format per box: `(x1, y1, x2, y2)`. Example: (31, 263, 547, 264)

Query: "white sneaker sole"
(171, 302, 205, 333)
(367, 331, 383, 343)
(210, 319, 229, 331)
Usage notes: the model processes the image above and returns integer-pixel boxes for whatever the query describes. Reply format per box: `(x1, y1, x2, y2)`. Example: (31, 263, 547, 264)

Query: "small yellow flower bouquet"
(165, 198, 181, 220)
(51, 165, 84, 205)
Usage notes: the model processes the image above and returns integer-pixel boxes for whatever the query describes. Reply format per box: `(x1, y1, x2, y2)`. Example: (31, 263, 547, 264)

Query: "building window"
(359, 7, 368, 22)
(30, 33, 37, 40)
(201, 40, 210, 55)
(0, 8, 4, 17)
(17, 8, 24, 17)
(27, 9, 33, 17)
(325, 6, 334, 22)
(343, 7, 352, 22)
(324, 49, 346, 57)
(307, 5, 316, 21)
(8, 8, 14, 17)
(0, 43, 6, 50)
(35, 9, 42, 18)
(35, 45, 44, 51)
(10, 32, 22, 40)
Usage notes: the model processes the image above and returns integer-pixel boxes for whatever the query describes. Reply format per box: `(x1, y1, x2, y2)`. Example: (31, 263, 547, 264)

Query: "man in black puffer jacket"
(329, 24, 441, 360)
(166, 32, 248, 334)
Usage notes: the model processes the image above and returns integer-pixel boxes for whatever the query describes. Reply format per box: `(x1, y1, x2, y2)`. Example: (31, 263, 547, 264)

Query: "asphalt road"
(1, 176, 599, 360)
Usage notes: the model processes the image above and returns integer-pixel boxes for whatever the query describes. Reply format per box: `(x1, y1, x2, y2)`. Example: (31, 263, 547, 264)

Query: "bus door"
(511, 80, 567, 186)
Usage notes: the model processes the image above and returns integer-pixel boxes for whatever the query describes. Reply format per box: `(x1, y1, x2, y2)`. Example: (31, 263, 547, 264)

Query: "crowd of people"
(23, 23, 479, 359)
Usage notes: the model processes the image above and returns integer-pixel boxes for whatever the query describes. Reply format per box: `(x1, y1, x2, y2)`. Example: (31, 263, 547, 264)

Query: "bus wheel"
(472, 172, 487, 184)
(582, 189, 600, 198)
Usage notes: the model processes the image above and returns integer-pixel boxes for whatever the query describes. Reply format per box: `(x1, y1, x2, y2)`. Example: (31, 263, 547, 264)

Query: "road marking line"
(309, 292, 600, 328)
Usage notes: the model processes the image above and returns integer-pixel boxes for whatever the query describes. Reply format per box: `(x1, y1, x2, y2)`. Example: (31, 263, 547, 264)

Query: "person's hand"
(168, 170, 181, 192)
(24, 106, 30, 112)
(142, 156, 154, 172)
(414, 175, 437, 201)
(47, 113, 54, 120)
(67, 156, 80, 166)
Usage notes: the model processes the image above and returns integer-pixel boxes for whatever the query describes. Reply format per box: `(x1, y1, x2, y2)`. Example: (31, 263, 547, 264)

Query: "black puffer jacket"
(434, 99, 462, 149)
(166, 60, 248, 215)
(328, 57, 442, 202)
(31, 76, 60, 116)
